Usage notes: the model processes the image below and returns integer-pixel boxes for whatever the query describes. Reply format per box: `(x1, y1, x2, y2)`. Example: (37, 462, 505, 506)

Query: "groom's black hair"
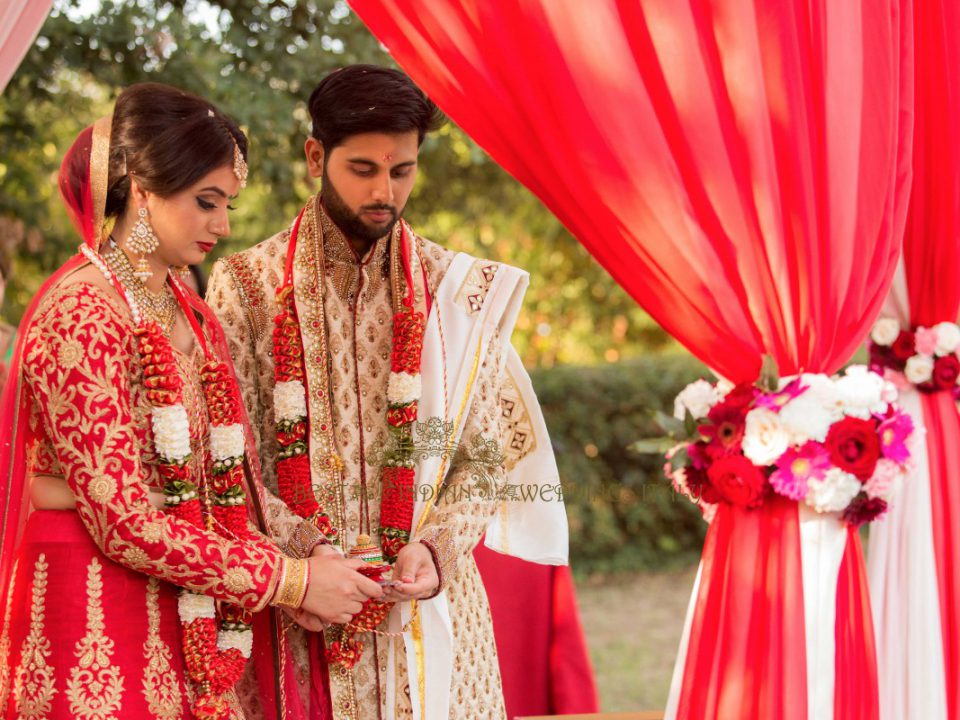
(307, 65, 444, 150)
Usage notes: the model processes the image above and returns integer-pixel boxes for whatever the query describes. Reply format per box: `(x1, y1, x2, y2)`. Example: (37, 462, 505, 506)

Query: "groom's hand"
(383, 542, 439, 601)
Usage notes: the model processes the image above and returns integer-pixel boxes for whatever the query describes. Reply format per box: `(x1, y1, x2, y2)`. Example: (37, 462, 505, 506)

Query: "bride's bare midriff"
(30, 474, 165, 511)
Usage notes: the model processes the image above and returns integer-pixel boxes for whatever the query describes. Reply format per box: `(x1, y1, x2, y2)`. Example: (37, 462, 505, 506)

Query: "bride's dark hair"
(103, 83, 248, 218)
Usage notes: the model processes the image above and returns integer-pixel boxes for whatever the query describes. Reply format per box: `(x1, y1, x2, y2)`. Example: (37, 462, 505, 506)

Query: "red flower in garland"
(891, 331, 916, 362)
(706, 455, 767, 508)
(825, 417, 882, 480)
(932, 355, 960, 391)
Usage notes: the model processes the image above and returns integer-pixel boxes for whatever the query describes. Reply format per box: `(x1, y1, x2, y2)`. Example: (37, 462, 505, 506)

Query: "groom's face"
(306, 130, 419, 243)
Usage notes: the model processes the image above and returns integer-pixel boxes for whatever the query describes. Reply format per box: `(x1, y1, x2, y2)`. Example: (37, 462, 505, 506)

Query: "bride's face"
(142, 164, 240, 268)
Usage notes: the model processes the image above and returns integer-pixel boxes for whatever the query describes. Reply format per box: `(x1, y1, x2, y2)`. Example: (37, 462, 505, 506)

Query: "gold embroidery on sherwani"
(12, 554, 57, 718)
(0, 561, 16, 712)
(208, 208, 510, 719)
(142, 578, 182, 719)
(454, 260, 500, 315)
(498, 364, 537, 471)
(66, 557, 124, 719)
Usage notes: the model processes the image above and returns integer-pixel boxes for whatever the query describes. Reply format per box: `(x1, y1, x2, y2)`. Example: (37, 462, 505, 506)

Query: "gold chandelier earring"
(126, 207, 160, 282)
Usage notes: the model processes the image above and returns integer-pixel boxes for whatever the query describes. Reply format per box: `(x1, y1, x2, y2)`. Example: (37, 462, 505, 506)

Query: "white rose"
(797, 373, 845, 422)
(151, 405, 192, 463)
(673, 379, 719, 420)
(274, 380, 308, 423)
(715, 379, 735, 400)
(835, 365, 887, 418)
(933, 322, 960, 356)
(178, 591, 216, 623)
(217, 629, 254, 658)
(905, 355, 935, 384)
(387, 371, 421, 405)
(870, 318, 901, 347)
(804, 468, 862, 513)
(210, 423, 245, 462)
(778, 395, 834, 444)
(742, 408, 790, 466)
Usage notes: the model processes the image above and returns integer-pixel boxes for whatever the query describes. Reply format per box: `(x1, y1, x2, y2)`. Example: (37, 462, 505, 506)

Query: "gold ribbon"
(89, 115, 112, 248)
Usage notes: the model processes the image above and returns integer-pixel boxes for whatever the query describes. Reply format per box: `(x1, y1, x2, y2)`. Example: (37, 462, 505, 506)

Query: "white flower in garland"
(151, 405, 192, 463)
(274, 380, 308, 423)
(796, 373, 845, 422)
(387, 371, 421, 405)
(835, 365, 887, 419)
(673, 379, 719, 420)
(933, 322, 960, 356)
(178, 591, 216, 623)
(904, 354, 935, 384)
(217, 629, 254, 658)
(805, 468, 861, 513)
(742, 408, 790, 466)
(778, 394, 834, 444)
(210, 423, 245, 462)
(870, 318, 901, 346)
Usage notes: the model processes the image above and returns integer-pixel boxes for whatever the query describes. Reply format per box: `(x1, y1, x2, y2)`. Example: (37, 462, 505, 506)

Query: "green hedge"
(529, 355, 709, 574)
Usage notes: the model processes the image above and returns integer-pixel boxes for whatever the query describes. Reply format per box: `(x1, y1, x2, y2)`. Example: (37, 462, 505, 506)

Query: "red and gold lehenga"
(0, 119, 324, 719)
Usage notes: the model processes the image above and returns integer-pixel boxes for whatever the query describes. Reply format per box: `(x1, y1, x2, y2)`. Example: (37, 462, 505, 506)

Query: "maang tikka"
(126, 207, 160, 282)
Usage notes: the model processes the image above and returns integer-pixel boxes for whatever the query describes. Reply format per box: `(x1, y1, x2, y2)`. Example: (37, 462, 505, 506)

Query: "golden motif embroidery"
(454, 260, 499, 315)
(0, 561, 17, 712)
(499, 365, 537, 471)
(142, 578, 182, 719)
(12, 554, 58, 718)
(66, 557, 124, 719)
(21, 284, 283, 612)
(222, 252, 272, 343)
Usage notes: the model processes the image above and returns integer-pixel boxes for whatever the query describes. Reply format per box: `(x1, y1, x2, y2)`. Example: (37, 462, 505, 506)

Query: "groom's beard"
(321, 171, 400, 245)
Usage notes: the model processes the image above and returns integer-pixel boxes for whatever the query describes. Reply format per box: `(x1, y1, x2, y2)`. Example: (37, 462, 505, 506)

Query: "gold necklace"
(104, 243, 177, 334)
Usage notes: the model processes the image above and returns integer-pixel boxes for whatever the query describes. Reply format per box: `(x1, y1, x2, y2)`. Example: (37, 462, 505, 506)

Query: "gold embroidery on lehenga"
(12, 554, 58, 718)
(142, 577, 182, 719)
(66, 557, 124, 719)
(0, 561, 17, 711)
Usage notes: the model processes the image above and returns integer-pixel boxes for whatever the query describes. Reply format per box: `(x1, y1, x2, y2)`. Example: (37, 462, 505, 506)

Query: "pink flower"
(864, 458, 902, 501)
(770, 441, 831, 501)
(878, 411, 913, 464)
(915, 327, 939, 356)
(755, 378, 808, 412)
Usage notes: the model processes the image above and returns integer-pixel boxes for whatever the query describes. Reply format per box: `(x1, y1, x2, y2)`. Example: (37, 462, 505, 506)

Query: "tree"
(0, 0, 671, 364)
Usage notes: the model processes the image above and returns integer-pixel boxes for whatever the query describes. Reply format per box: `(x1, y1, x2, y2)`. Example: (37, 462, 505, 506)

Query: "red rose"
(932, 355, 960, 391)
(825, 417, 881, 480)
(706, 455, 767, 508)
(891, 331, 916, 362)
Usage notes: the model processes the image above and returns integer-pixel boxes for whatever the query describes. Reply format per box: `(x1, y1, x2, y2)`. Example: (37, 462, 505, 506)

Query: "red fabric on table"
(348, 2, 913, 717)
(474, 544, 598, 718)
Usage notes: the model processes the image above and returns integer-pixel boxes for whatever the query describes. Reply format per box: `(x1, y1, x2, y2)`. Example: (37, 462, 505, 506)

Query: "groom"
(207, 65, 567, 719)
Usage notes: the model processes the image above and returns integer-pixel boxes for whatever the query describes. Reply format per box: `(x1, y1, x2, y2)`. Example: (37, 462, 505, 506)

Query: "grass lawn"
(576, 565, 698, 712)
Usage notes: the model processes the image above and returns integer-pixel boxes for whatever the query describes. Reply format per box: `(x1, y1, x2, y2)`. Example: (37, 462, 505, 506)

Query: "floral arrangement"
(868, 318, 960, 394)
(667, 365, 914, 527)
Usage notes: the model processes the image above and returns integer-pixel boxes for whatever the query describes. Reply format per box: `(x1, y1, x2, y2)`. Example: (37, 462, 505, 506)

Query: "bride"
(0, 83, 381, 719)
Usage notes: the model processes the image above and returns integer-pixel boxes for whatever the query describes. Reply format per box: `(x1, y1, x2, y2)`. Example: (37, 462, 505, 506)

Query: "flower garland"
(668, 366, 914, 527)
(868, 318, 960, 394)
(271, 206, 424, 669)
(83, 245, 255, 719)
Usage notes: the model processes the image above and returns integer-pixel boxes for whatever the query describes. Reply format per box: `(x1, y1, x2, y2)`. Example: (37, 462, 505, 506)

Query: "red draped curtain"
(902, 2, 960, 716)
(348, 2, 913, 717)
